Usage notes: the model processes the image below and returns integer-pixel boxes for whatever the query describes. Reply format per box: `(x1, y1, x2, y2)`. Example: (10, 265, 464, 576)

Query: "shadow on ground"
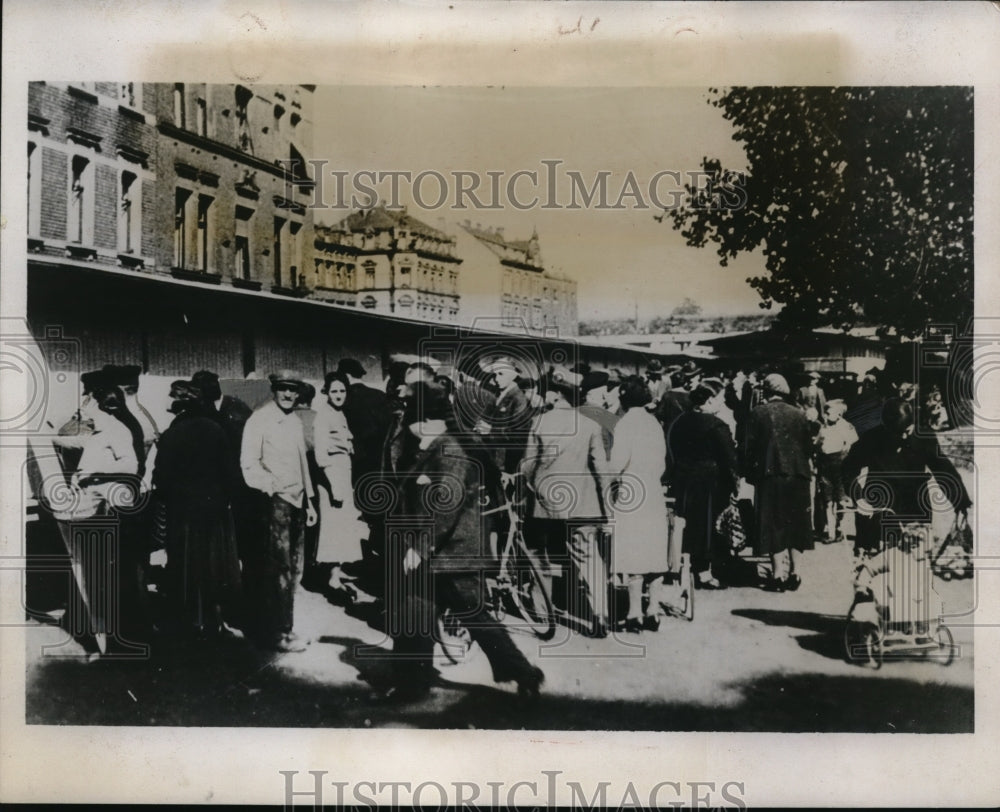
(732, 608, 849, 661)
(26, 630, 972, 732)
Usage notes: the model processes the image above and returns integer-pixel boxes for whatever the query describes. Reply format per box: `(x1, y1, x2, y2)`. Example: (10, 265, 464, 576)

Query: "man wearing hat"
(743, 373, 815, 591)
(796, 370, 827, 417)
(380, 381, 545, 702)
(644, 358, 669, 405)
(240, 370, 318, 652)
(102, 364, 159, 465)
(477, 355, 535, 474)
(602, 369, 625, 417)
(521, 366, 612, 637)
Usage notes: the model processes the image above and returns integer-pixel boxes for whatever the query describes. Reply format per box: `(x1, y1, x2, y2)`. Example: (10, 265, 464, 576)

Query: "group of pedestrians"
(45, 351, 970, 703)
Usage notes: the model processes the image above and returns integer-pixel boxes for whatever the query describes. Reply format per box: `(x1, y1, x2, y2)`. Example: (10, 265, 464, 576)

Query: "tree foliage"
(669, 87, 973, 337)
(670, 297, 703, 318)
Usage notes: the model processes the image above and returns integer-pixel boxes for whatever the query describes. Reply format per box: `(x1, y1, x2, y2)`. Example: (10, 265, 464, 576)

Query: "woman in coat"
(610, 375, 671, 631)
(667, 378, 739, 590)
(153, 380, 242, 638)
(742, 374, 816, 591)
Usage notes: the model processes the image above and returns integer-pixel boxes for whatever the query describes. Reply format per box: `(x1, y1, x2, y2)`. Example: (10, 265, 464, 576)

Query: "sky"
(312, 86, 768, 321)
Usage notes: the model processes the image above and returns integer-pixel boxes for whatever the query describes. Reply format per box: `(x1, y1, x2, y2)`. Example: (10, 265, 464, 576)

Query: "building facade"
(28, 82, 317, 295)
(313, 206, 462, 322)
(452, 222, 578, 337)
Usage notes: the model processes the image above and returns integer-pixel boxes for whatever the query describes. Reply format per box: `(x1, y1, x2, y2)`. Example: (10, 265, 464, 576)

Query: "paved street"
(25, 535, 974, 732)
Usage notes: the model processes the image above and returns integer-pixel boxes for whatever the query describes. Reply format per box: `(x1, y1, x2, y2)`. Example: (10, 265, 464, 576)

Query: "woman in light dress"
(313, 371, 367, 592)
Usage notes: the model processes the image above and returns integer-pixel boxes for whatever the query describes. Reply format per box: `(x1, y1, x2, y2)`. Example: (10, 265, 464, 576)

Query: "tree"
(670, 297, 703, 318)
(668, 87, 973, 337)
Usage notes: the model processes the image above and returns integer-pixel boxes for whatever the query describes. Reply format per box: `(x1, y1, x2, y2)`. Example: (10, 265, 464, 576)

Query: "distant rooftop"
(321, 205, 453, 243)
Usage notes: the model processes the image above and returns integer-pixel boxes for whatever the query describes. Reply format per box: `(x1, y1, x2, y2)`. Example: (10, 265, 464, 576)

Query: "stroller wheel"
(846, 621, 881, 669)
(935, 625, 956, 666)
(862, 627, 882, 669)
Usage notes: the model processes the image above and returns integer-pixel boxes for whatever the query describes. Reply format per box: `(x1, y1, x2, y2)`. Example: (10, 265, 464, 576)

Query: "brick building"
(452, 222, 578, 337)
(313, 206, 462, 322)
(25, 82, 585, 403)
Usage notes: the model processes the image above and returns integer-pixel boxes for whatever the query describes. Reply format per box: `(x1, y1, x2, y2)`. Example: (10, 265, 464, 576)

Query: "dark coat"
(743, 398, 814, 484)
(743, 398, 815, 555)
(154, 411, 235, 510)
(842, 426, 971, 522)
(481, 384, 534, 472)
(344, 383, 393, 480)
(397, 433, 497, 571)
(668, 410, 738, 510)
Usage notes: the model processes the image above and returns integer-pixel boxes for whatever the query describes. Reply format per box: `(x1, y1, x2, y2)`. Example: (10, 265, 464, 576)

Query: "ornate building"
(313, 206, 462, 322)
(453, 222, 578, 336)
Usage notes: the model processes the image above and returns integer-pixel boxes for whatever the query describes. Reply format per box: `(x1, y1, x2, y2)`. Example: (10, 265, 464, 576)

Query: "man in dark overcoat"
(380, 382, 544, 702)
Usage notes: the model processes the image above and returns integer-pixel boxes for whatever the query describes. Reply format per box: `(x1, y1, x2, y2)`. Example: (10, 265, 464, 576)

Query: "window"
(119, 82, 141, 108)
(363, 260, 376, 289)
(174, 188, 192, 267)
(118, 171, 139, 253)
(235, 206, 253, 279)
(273, 216, 286, 286)
(273, 104, 285, 133)
(173, 83, 185, 127)
(27, 142, 41, 238)
(69, 155, 93, 244)
(399, 265, 411, 287)
(289, 221, 302, 287)
(196, 97, 207, 137)
(235, 85, 254, 154)
(197, 195, 213, 271)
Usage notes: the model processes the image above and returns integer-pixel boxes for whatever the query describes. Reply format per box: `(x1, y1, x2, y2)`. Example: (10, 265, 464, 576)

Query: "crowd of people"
(45, 352, 971, 701)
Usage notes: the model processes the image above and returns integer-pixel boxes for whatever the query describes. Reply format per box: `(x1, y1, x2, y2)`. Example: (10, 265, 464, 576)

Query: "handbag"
(715, 494, 747, 552)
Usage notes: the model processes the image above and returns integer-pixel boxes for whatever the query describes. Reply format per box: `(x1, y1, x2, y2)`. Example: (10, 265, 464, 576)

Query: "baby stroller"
(844, 512, 956, 669)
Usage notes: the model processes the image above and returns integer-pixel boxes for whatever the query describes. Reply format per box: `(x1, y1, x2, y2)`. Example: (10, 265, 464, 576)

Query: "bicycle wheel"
(508, 540, 556, 640)
(435, 609, 473, 666)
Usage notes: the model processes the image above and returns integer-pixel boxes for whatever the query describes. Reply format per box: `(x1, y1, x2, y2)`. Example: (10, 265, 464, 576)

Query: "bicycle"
(434, 474, 555, 666)
(482, 474, 556, 640)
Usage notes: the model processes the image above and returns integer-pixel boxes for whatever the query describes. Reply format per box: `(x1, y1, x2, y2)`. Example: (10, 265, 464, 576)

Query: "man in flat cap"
(240, 369, 318, 652)
(477, 355, 535, 474)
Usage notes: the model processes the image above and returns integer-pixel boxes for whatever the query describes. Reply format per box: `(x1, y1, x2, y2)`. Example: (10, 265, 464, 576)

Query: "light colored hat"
(762, 373, 790, 396)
